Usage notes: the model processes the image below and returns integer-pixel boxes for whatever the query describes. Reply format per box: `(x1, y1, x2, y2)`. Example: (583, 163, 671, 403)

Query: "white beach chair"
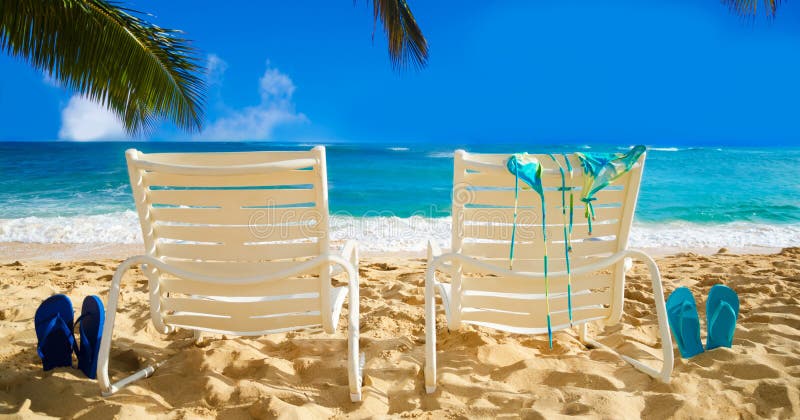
(97, 146, 364, 402)
(424, 150, 673, 393)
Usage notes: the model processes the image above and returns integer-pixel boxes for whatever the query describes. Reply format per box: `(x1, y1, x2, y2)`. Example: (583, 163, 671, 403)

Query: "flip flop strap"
(509, 163, 520, 270)
(74, 313, 90, 332)
(709, 300, 736, 344)
(678, 300, 699, 349)
(37, 314, 76, 359)
(74, 313, 96, 353)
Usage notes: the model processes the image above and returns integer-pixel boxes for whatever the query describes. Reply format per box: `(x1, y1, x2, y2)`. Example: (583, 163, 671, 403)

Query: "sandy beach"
(0, 245, 798, 419)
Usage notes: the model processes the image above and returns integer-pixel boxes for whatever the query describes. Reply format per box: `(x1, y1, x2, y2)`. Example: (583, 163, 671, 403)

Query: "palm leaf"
(370, 0, 428, 69)
(722, 0, 781, 17)
(0, 0, 205, 135)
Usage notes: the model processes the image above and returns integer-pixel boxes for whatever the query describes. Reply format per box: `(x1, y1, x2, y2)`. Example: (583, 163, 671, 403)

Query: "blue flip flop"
(75, 295, 105, 379)
(666, 287, 705, 358)
(34, 294, 76, 371)
(706, 284, 739, 351)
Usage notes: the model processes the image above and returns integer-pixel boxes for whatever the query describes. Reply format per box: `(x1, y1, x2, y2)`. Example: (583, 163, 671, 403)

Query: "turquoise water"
(1, 142, 798, 223)
(0, 141, 798, 250)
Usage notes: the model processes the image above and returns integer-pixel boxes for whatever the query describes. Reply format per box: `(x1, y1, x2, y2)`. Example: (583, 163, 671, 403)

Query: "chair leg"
(347, 270, 362, 402)
(581, 324, 672, 383)
(97, 257, 161, 396)
(581, 251, 675, 383)
(424, 266, 437, 394)
(579, 322, 590, 345)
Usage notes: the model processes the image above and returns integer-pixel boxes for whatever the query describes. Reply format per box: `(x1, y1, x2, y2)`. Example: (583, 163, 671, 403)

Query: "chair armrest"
(428, 240, 460, 277)
(341, 240, 359, 266)
(427, 240, 442, 263)
(431, 250, 631, 281)
(331, 240, 359, 277)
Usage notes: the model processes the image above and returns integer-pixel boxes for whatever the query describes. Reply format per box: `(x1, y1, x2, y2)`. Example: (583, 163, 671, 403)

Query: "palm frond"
(722, 0, 781, 18)
(0, 0, 205, 135)
(370, 0, 428, 69)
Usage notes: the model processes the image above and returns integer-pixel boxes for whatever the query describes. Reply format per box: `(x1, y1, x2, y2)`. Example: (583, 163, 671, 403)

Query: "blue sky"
(0, 0, 799, 145)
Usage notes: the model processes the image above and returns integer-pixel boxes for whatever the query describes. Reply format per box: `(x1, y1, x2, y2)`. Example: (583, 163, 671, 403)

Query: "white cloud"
(56, 58, 304, 141)
(206, 54, 228, 85)
(58, 96, 127, 141)
(259, 67, 295, 103)
(199, 61, 307, 141)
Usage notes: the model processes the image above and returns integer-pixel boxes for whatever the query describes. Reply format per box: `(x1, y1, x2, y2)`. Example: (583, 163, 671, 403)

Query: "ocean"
(1, 141, 798, 252)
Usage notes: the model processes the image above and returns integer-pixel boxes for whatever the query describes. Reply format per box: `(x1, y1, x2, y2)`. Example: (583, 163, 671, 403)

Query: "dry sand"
(0, 247, 798, 419)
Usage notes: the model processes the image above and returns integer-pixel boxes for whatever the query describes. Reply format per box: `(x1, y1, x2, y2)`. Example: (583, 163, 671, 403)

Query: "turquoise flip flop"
(706, 284, 739, 351)
(666, 287, 704, 358)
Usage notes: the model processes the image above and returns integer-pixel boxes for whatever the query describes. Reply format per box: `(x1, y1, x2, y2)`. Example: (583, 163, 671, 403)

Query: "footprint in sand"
(248, 396, 332, 419)
(757, 305, 800, 316)
(543, 371, 621, 391)
(624, 289, 653, 305)
(563, 401, 592, 416)
(729, 266, 745, 275)
(0, 306, 25, 322)
(204, 376, 235, 407)
(772, 261, 798, 270)
(641, 394, 684, 419)
(81, 261, 105, 267)
(401, 293, 424, 305)
(753, 381, 795, 418)
(752, 268, 776, 276)
(367, 262, 398, 271)
(397, 272, 422, 284)
(696, 275, 725, 288)
(721, 361, 781, 380)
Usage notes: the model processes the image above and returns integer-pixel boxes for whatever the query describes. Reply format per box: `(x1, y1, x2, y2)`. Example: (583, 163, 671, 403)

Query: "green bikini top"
(504, 145, 645, 348)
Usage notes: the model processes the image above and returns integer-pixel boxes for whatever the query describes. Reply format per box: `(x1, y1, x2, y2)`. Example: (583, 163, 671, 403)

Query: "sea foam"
(1, 213, 798, 252)
(0, 211, 142, 244)
(427, 152, 454, 158)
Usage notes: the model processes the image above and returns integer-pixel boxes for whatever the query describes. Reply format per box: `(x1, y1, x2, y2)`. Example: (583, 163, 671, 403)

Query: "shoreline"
(0, 241, 784, 262)
(3, 213, 799, 255)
